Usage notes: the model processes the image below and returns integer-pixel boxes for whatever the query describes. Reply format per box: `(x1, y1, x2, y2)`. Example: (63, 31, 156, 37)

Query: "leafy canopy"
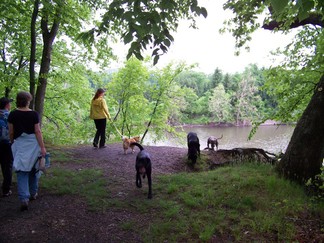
(81, 0, 207, 65)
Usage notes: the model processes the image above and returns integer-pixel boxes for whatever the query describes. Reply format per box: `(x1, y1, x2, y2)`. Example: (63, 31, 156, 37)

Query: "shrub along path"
(0, 143, 322, 242)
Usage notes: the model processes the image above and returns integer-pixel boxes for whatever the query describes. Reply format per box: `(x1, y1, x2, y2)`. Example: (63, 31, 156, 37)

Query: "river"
(144, 125, 295, 154)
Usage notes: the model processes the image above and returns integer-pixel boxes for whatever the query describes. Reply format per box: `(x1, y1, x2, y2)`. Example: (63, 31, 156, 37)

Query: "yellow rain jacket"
(90, 97, 111, 120)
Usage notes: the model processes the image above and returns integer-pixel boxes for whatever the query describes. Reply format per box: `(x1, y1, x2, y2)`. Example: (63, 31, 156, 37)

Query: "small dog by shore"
(206, 135, 223, 151)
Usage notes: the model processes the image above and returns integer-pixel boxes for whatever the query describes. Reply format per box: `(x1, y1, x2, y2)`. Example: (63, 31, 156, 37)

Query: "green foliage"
(208, 84, 232, 122)
(222, 0, 323, 126)
(107, 57, 150, 138)
(222, 0, 323, 54)
(87, 0, 207, 64)
(0, 0, 31, 97)
(42, 64, 94, 144)
(174, 65, 272, 126)
(0, 0, 284, 146)
(227, 65, 266, 125)
(264, 27, 323, 122)
(209, 68, 223, 90)
(105, 59, 190, 142)
(221, 0, 265, 52)
(306, 166, 324, 201)
(175, 70, 210, 96)
(269, 0, 319, 22)
(143, 62, 189, 140)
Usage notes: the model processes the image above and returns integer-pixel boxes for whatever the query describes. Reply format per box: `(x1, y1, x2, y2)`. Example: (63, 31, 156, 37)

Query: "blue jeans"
(16, 168, 38, 202)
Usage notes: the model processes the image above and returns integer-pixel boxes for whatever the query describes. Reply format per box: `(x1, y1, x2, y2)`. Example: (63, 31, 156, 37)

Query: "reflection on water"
(144, 125, 294, 153)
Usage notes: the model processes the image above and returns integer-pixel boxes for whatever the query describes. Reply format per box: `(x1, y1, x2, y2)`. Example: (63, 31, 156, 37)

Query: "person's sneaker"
(2, 190, 12, 197)
(20, 201, 28, 211)
(99, 145, 107, 149)
(30, 193, 38, 201)
(93, 142, 98, 148)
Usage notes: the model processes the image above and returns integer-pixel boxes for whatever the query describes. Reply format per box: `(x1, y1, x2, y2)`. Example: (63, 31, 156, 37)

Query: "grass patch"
(186, 153, 211, 171)
(146, 163, 324, 242)
(41, 167, 109, 210)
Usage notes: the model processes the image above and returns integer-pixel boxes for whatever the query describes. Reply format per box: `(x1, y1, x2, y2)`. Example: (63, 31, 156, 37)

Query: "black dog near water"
(187, 132, 200, 164)
(130, 142, 152, 199)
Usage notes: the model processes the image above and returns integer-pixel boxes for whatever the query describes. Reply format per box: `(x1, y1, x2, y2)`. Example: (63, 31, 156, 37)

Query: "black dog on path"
(130, 142, 152, 199)
(187, 132, 200, 164)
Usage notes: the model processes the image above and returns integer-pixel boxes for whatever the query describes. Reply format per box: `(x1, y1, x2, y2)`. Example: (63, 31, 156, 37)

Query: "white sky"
(110, 0, 296, 74)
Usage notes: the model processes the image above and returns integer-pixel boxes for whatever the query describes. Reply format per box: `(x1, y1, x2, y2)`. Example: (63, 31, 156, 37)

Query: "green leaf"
(164, 29, 174, 42)
(153, 55, 159, 65)
(270, 0, 289, 14)
(126, 51, 132, 60)
(201, 7, 208, 18)
(124, 32, 133, 44)
(134, 51, 144, 60)
(163, 39, 171, 48)
(190, 0, 198, 12)
(297, 0, 313, 21)
(298, 10, 309, 21)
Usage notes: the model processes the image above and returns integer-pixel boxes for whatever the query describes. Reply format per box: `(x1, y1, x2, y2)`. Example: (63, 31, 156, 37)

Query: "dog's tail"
(130, 142, 144, 151)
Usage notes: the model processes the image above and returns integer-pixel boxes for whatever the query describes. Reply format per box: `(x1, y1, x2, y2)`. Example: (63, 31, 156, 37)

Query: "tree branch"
(262, 13, 323, 30)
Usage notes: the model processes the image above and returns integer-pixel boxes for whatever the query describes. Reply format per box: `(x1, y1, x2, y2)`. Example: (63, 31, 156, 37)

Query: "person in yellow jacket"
(90, 88, 111, 148)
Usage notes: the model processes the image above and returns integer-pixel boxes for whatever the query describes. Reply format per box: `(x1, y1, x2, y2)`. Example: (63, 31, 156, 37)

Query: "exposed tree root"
(208, 148, 279, 169)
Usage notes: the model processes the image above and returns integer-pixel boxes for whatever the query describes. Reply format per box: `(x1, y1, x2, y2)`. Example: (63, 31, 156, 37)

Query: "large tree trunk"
(34, 16, 59, 123)
(277, 74, 324, 183)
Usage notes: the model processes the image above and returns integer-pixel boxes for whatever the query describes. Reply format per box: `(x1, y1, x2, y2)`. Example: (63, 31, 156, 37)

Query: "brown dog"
(207, 135, 223, 151)
(122, 136, 141, 154)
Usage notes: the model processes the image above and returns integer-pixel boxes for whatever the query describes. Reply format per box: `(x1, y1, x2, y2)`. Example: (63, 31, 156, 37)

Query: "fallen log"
(207, 148, 279, 169)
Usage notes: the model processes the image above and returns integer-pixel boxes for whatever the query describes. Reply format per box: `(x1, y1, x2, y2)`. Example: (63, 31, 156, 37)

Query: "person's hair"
(0, 97, 12, 109)
(16, 91, 33, 108)
(93, 88, 105, 100)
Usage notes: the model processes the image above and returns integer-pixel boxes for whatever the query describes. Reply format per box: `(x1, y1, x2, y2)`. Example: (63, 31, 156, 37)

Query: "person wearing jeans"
(8, 91, 46, 211)
(90, 88, 111, 148)
(16, 168, 38, 202)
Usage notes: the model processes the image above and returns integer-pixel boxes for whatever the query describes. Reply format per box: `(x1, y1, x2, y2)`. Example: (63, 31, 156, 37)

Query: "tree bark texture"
(29, 0, 39, 109)
(277, 74, 324, 183)
(34, 17, 59, 123)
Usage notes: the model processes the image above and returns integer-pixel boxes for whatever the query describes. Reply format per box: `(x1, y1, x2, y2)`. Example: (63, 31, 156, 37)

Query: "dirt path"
(0, 143, 194, 242)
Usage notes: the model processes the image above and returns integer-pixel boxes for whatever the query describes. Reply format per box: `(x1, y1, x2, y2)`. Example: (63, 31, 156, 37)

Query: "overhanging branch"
(262, 13, 323, 30)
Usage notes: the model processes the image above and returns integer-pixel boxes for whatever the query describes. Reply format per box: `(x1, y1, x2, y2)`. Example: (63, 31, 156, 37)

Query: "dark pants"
(94, 119, 107, 147)
(0, 142, 13, 194)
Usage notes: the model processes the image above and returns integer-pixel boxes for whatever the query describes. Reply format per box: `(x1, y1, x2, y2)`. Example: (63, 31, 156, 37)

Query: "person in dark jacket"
(0, 97, 13, 197)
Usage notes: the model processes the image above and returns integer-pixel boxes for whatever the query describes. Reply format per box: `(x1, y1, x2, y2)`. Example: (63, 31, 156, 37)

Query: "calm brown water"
(144, 125, 294, 153)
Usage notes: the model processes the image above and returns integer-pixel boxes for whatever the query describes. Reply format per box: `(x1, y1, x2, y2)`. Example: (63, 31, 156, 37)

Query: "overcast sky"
(110, 0, 296, 75)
